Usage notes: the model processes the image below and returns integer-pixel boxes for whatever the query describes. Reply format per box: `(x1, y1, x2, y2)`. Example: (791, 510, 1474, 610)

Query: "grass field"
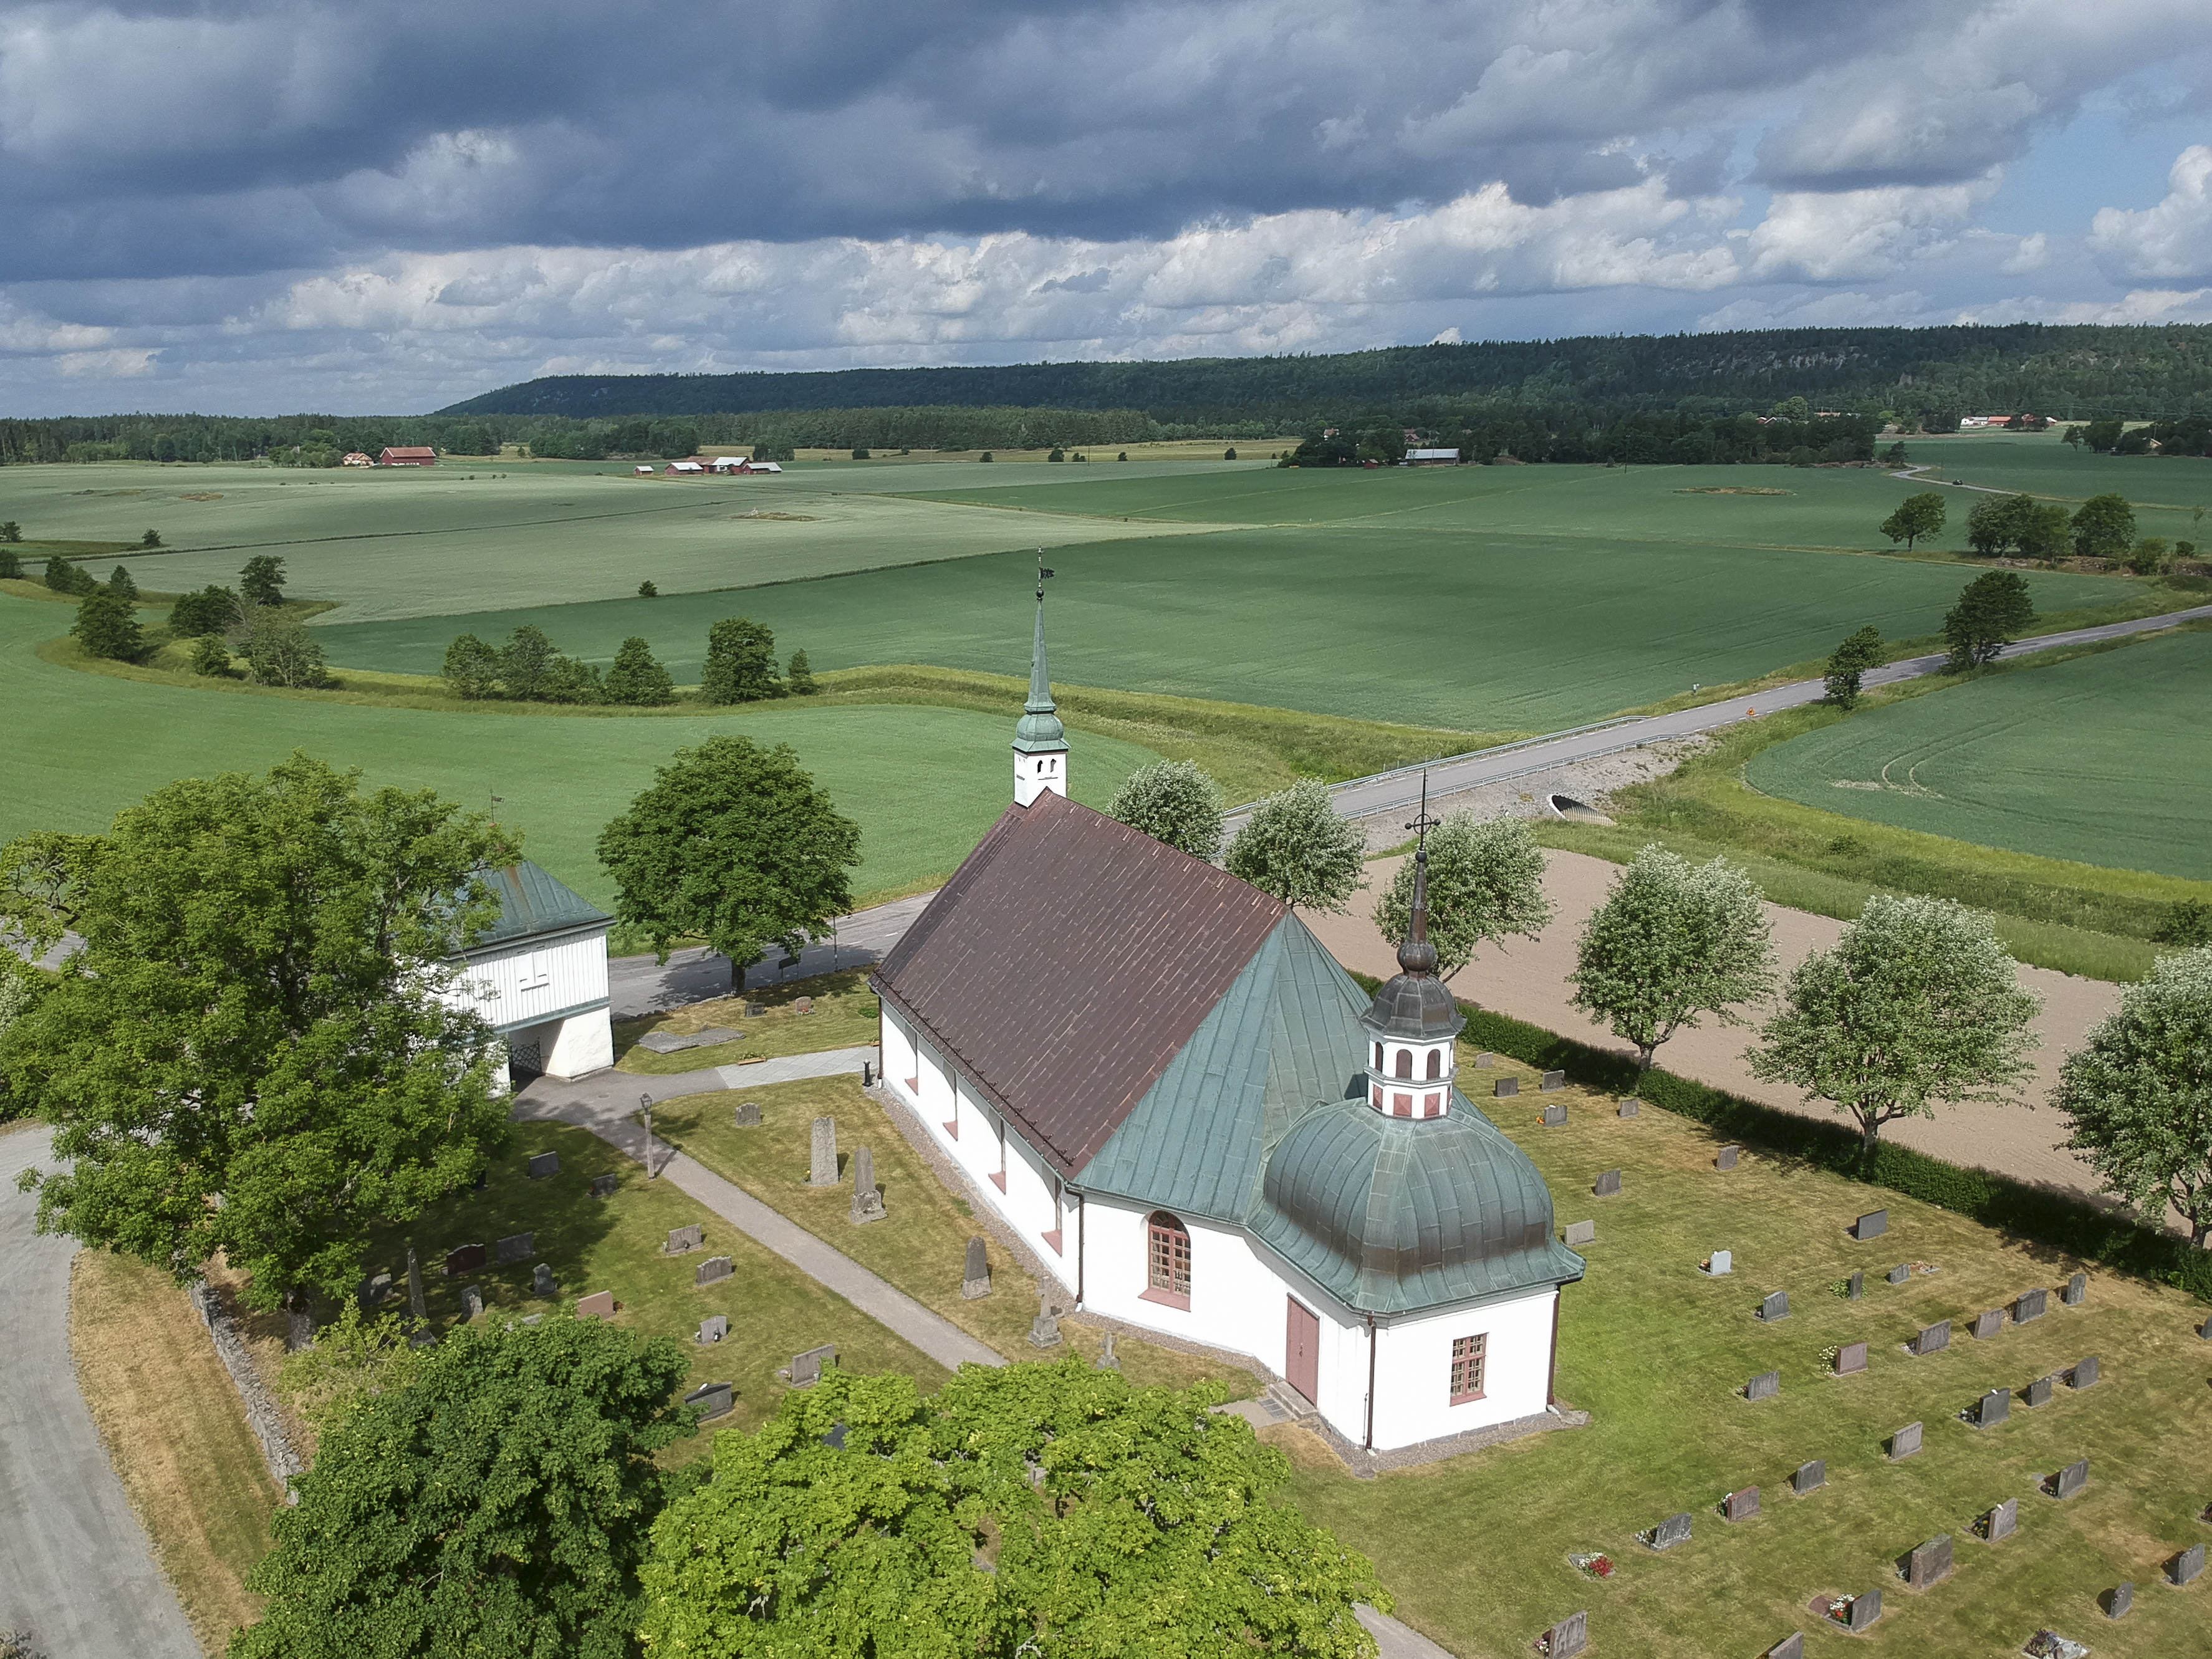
(0, 595, 1160, 910)
(1746, 628, 2212, 882)
(1281, 1046, 2212, 1658)
(1906, 431, 2212, 516)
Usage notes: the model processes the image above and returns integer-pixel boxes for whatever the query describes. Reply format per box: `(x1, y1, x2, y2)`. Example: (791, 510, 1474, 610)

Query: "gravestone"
(2171, 1543, 2206, 1587)
(527, 1152, 560, 1179)
(1648, 1512, 1693, 1551)
(2069, 1355, 2100, 1389)
(1714, 1145, 1741, 1170)
(1974, 1388, 2010, 1428)
(496, 1231, 535, 1265)
(1563, 1219, 1596, 1247)
(2062, 1271, 2087, 1306)
(1593, 1170, 1622, 1197)
(1854, 1209, 1888, 1241)
(961, 1236, 991, 1299)
(1887, 1263, 1911, 1285)
(521, 1314, 542, 1327)
(685, 1382, 734, 1421)
(789, 1344, 836, 1387)
(1911, 1320, 1951, 1356)
(2024, 1375, 2054, 1408)
(1028, 1292, 1063, 1349)
(576, 1290, 615, 1319)
(407, 1246, 426, 1322)
(1494, 1077, 1519, 1098)
(744, 1001, 766, 1017)
(1972, 1309, 2005, 1340)
(532, 1262, 556, 1297)
(1097, 1334, 1120, 1371)
(589, 1173, 618, 1200)
(358, 1271, 393, 1310)
(1846, 1589, 1881, 1633)
(2200, 1314, 2212, 1340)
(1540, 1069, 1566, 1092)
(1473, 1051, 1493, 1067)
(1905, 1534, 1953, 1590)
(1766, 1635, 1804, 1659)
(697, 1314, 728, 1344)
(1617, 1098, 1640, 1117)
(1746, 1370, 1780, 1402)
(1701, 1249, 1732, 1276)
(733, 1100, 761, 1127)
(1984, 1498, 2017, 1542)
(794, 995, 814, 1014)
(695, 1255, 734, 1287)
(1792, 1459, 1825, 1496)
(2014, 1287, 2048, 1324)
(443, 1243, 487, 1277)
(1724, 1486, 1760, 1522)
(1888, 1421, 1923, 1460)
(665, 1223, 703, 1255)
(461, 1284, 484, 1321)
(1847, 1271, 1864, 1300)
(850, 1146, 887, 1224)
(809, 1117, 840, 1186)
(2105, 1582, 2132, 1620)
(1835, 1341, 1868, 1375)
(2052, 1458, 2089, 1499)
(1541, 1103, 1568, 1127)
(1758, 1291, 1789, 1322)
(1544, 1610, 1587, 1658)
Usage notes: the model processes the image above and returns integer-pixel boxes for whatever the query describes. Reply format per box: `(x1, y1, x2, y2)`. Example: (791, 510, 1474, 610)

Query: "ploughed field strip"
(1746, 627, 2212, 882)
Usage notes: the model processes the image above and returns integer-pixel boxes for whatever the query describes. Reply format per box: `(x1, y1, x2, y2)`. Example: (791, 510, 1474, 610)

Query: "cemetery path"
(1355, 1604, 1459, 1659)
(0, 1125, 198, 1659)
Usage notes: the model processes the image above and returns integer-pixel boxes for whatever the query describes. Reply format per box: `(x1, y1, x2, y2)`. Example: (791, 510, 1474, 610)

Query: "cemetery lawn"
(348, 1120, 949, 1450)
(1277, 1049, 2212, 1658)
(614, 969, 880, 1074)
(69, 1248, 280, 1654)
(648, 1076, 1260, 1399)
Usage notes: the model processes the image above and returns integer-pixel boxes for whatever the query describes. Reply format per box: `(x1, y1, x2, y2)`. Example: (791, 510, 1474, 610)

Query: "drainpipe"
(1072, 1189, 1085, 1308)
(1545, 1291, 1562, 1407)
(1363, 1314, 1378, 1451)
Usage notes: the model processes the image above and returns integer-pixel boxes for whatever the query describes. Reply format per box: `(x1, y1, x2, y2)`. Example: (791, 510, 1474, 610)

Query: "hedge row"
(1344, 970, 2212, 1303)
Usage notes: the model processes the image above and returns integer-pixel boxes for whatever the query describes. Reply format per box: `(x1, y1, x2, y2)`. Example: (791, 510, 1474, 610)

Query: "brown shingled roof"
(872, 791, 1286, 1176)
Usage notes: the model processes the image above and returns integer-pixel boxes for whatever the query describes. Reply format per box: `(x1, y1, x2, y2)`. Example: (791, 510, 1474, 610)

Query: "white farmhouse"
(872, 595, 1584, 1458)
(448, 862, 615, 1083)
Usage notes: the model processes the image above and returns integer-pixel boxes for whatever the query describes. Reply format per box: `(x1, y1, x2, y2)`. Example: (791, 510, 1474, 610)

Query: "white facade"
(451, 923, 613, 1081)
(1012, 747, 1066, 807)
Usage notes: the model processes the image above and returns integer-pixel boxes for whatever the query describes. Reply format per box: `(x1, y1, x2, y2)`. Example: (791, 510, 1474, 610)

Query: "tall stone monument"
(850, 1145, 887, 1224)
(809, 1116, 839, 1187)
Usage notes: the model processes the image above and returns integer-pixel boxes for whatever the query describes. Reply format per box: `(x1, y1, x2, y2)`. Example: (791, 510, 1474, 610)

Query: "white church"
(875, 584, 1584, 1456)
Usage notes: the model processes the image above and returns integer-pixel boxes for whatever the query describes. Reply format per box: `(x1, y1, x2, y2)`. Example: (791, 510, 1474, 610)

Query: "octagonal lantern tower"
(1360, 782, 1464, 1118)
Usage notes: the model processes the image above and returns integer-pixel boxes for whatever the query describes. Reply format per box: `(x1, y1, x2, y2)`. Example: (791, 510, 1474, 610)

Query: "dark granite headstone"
(1758, 1291, 1789, 1322)
(961, 1236, 991, 1300)
(685, 1382, 734, 1421)
(1911, 1320, 1951, 1356)
(733, 1100, 761, 1127)
(1835, 1341, 1868, 1375)
(1847, 1271, 1864, 1300)
(1617, 1097, 1640, 1117)
(1972, 1308, 2005, 1340)
(2024, 1374, 2054, 1408)
(589, 1173, 618, 1200)
(695, 1254, 733, 1287)
(2062, 1271, 2087, 1306)
(1766, 1635, 1804, 1659)
(1541, 1103, 1567, 1127)
(443, 1243, 487, 1277)
(1714, 1145, 1741, 1170)
(1888, 1421, 1923, 1459)
(1854, 1208, 1888, 1241)
(1887, 1263, 1911, 1284)
(1746, 1370, 1780, 1402)
(1593, 1169, 1622, 1197)
(1973, 1388, 2009, 1428)
(532, 1262, 555, 1297)
(1905, 1534, 1953, 1590)
(1494, 1077, 1519, 1098)
(1846, 1589, 1881, 1633)
(2171, 1543, 2206, 1587)
(496, 1231, 535, 1264)
(2014, 1287, 2048, 1324)
(1546, 1610, 1587, 1659)
(1540, 1069, 1565, 1092)
(696, 1314, 728, 1344)
(1648, 1512, 1693, 1551)
(789, 1344, 836, 1386)
(1724, 1486, 1760, 1522)
(1984, 1497, 2017, 1542)
(527, 1152, 560, 1179)
(576, 1289, 614, 1319)
(2053, 1458, 2089, 1499)
(1792, 1459, 1825, 1496)
(1563, 1219, 1596, 1247)
(2069, 1355, 2099, 1389)
(665, 1223, 703, 1254)
(2104, 1582, 2132, 1620)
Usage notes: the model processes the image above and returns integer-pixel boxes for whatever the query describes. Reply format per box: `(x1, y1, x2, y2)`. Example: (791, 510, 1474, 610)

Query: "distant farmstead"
(340, 451, 373, 467)
(380, 446, 437, 466)
(1406, 448, 1461, 466)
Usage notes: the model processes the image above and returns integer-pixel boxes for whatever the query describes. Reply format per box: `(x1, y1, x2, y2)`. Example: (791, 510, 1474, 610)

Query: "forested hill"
(438, 324, 2212, 423)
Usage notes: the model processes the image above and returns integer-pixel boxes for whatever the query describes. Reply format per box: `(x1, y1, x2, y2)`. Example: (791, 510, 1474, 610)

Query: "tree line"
(440, 615, 815, 706)
(1877, 485, 2196, 574)
(46, 552, 333, 688)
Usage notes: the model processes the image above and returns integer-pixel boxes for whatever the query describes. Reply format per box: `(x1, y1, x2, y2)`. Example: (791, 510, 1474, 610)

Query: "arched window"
(1393, 1048, 1412, 1079)
(1372, 1042, 1384, 1072)
(1145, 1211, 1192, 1308)
(1426, 1048, 1442, 1080)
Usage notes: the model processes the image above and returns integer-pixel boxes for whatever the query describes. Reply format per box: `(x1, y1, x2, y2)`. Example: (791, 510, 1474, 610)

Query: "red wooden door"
(1286, 1297, 1320, 1405)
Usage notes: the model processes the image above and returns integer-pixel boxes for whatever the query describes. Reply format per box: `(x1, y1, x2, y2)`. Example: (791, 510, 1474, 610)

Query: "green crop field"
(1745, 629, 2212, 882)
(0, 595, 1158, 908)
(1906, 431, 2212, 516)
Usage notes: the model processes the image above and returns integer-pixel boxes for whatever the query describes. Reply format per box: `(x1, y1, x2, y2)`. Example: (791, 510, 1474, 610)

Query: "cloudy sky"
(6, 0, 2212, 415)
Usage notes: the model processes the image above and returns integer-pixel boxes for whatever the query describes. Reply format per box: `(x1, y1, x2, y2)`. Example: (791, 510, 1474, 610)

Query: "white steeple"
(1012, 560, 1068, 806)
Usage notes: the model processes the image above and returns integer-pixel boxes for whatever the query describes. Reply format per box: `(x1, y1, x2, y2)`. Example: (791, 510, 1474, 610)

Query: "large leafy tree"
(1224, 778, 1365, 913)
(638, 1360, 1388, 1658)
(2053, 946, 2212, 1245)
(442, 632, 502, 698)
(170, 584, 243, 638)
(1877, 491, 1945, 550)
(597, 736, 860, 967)
(235, 1317, 695, 1659)
(1941, 569, 2036, 670)
(1569, 846, 1776, 1078)
(1371, 812, 1551, 982)
(244, 605, 330, 688)
(240, 554, 288, 607)
(71, 585, 143, 661)
(2070, 491, 2138, 560)
(1107, 759, 1226, 861)
(1822, 624, 1884, 709)
(604, 637, 677, 706)
(1746, 895, 2039, 1154)
(700, 617, 783, 704)
(0, 755, 512, 1307)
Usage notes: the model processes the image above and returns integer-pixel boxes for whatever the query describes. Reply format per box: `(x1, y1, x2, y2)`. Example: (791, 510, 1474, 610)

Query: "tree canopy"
(2070, 492, 2138, 560)
(0, 755, 514, 1307)
(244, 605, 330, 688)
(597, 736, 861, 967)
(637, 1359, 1388, 1658)
(1878, 491, 1945, 551)
(605, 637, 678, 706)
(1942, 570, 2036, 670)
(1107, 759, 1226, 862)
(71, 585, 142, 661)
(701, 617, 783, 703)
(1822, 624, 1883, 709)
(1223, 779, 1365, 913)
(1370, 813, 1551, 982)
(240, 554, 287, 607)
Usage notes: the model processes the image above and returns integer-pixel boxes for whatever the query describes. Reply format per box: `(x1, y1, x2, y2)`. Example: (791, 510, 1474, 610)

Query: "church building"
(873, 587, 1583, 1455)
(445, 860, 615, 1084)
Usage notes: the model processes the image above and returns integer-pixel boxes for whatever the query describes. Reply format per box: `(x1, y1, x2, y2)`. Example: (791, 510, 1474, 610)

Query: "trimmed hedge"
(1345, 970, 2212, 1302)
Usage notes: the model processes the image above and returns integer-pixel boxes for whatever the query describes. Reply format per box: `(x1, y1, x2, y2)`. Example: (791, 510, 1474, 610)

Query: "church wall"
(1368, 1287, 1558, 1451)
(542, 1009, 613, 1078)
(451, 927, 610, 1037)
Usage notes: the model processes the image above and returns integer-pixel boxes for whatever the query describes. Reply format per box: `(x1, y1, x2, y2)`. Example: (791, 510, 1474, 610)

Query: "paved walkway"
(0, 1126, 197, 1659)
(512, 1051, 1003, 1373)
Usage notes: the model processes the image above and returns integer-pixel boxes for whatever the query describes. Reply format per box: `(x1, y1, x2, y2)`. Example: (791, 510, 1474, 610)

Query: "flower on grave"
(1591, 1555, 1614, 1578)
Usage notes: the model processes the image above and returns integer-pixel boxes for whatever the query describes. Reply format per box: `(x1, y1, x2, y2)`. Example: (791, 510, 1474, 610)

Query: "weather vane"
(1036, 550, 1054, 600)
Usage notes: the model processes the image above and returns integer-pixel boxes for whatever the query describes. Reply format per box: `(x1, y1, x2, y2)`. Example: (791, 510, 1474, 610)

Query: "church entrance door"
(1285, 1297, 1319, 1406)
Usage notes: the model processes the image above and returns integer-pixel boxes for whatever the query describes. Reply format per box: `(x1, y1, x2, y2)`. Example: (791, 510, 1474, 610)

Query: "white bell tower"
(1012, 562, 1069, 807)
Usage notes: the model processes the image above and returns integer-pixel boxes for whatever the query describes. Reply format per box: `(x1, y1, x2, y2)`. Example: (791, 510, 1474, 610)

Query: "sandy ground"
(1305, 848, 2125, 1206)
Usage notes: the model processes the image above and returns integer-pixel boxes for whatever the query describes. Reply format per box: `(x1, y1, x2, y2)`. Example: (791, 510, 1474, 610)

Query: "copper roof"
(872, 791, 1286, 1176)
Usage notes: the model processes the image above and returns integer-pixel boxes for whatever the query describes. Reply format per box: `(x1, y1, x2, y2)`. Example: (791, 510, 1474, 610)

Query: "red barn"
(379, 446, 437, 466)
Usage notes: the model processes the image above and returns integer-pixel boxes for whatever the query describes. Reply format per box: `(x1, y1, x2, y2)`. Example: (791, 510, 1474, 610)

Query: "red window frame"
(1450, 1332, 1488, 1403)
(1143, 1211, 1192, 1309)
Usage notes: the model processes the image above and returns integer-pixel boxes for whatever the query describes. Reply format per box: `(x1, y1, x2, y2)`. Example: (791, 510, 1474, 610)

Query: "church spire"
(1397, 774, 1440, 977)
(1012, 555, 1069, 806)
(1358, 771, 1462, 1119)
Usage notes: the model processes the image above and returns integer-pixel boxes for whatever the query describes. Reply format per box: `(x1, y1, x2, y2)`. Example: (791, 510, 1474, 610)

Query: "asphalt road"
(0, 1126, 197, 1659)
